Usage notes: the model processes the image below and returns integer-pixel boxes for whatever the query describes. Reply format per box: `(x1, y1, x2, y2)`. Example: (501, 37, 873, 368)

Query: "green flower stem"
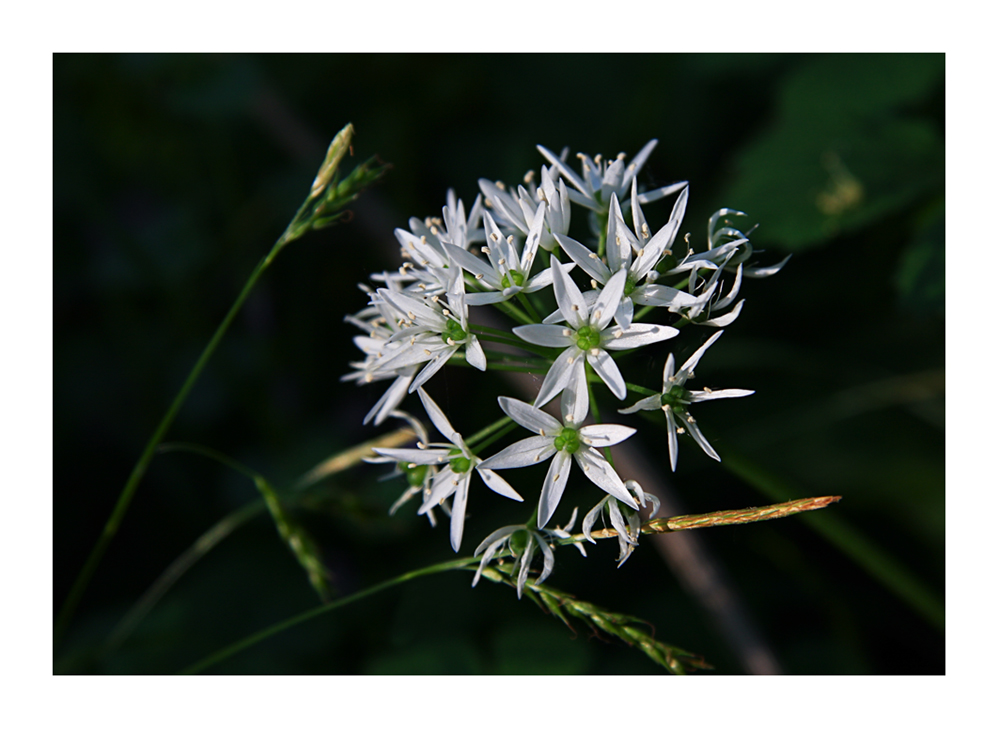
(595, 212, 609, 259)
(464, 416, 514, 449)
(179, 557, 479, 674)
(471, 329, 555, 359)
(492, 298, 535, 327)
(444, 352, 547, 375)
(104, 428, 415, 654)
(55, 234, 290, 648)
(55, 125, 381, 647)
(469, 419, 521, 456)
(632, 305, 656, 323)
(178, 495, 840, 675)
(515, 291, 542, 323)
(626, 382, 659, 397)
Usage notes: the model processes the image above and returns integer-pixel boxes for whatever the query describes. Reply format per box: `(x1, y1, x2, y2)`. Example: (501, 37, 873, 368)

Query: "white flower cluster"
(346, 140, 787, 592)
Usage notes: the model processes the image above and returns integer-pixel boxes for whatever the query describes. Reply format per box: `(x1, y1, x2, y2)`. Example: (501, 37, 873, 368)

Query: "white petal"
(521, 203, 546, 274)
(364, 373, 414, 426)
(618, 395, 661, 414)
(497, 396, 562, 434)
(555, 233, 610, 284)
(372, 447, 451, 465)
(605, 195, 633, 274)
(535, 535, 555, 585)
(613, 295, 634, 330)
(535, 347, 584, 408)
(582, 498, 608, 543)
(536, 144, 587, 196)
(559, 363, 589, 426)
(744, 254, 791, 278)
(607, 498, 637, 545)
(417, 387, 461, 445)
(632, 284, 700, 310)
(464, 336, 487, 371)
(408, 349, 455, 392)
(551, 258, 588, 329)
(477, 467, 524, 501)
(448, 473, 470, 552)
(714, 263, 743, 310)
(513, 323, 574, 348)
(474, 525, 519, 557)
(538, 451, 572, 528)
(702, 299, 745, 328)
(621, 139, 658, 191)
(636, 180, 687, 205)
(574, 448, 638, 509)
(442, 242, 500, 287)
(665, 410, 679, 471)
(590, 268, 628, 331)
(579, 424, 636, 448)
(466, 291, 513, 306)
(679, 331, 724, 375)
(378, 288, 446, 329)
(478, 435, 557, 470)
(419, 466, 459, 513)
(586, 349, 626, 400)
(685, 418, 721, 462)
(688, 388, 754, 402)
(601, 323, 679, 350)
(516, 536, 535, 599)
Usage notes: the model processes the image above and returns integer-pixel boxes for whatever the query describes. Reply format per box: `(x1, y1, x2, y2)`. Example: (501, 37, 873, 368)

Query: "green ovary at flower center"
(660, 385, 689, 411)
(623, 276, 636, 297)
(403, 463, 429, 487)
(574, 325, 602, 351)
(448, 448, 472, 473)
(553, 427, 581, 454)
(509, 529, 529, 555)
(500, 270, 525, 289)
(441, 318, 467, 345)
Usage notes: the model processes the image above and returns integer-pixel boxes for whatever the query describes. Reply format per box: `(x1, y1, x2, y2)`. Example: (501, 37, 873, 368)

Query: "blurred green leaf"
(895, 202, 945, 314)
(723, 54, 943, 251)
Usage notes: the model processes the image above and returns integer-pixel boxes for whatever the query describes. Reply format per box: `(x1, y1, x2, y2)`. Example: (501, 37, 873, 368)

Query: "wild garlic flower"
(364, 410, 442, 526)
(444, 208, 561, 306)
(478, 166, 572, 253)
(373, 266, 486, 393)
(583, 480, 659, 567)
(472, 508, 584, 599)
(619, 331, 753, 470)
(346, 137, 785, 566)
(372, 388, 523, 551)
(513, 262, 678, 407)
(537, 139, 686, 214)
(555, 185, 695, 327)
(478, 374, 638, 529)
(342, 287, 421, 426)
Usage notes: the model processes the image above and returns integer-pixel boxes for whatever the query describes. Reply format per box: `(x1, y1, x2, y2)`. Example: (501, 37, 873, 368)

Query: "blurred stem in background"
(54, 124, 389, 648)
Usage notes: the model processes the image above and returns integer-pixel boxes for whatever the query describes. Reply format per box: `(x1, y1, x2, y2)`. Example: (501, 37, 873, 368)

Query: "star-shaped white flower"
(372, 389, 523, 551)
(373, 266, 487, 393)
(471, 508, 584, 599)
(443, 208, 561, 305)
(513, 261, 678, 407)
(619, 331, 753, 470)
(554, 185, 696, 327)
(537, 139, 686, 214)
(478, 374, 638, 529)
(582, 480, 659, 567)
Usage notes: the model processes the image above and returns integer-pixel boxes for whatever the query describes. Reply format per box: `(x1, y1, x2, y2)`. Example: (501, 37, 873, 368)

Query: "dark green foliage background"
(54, 53, 944, 674)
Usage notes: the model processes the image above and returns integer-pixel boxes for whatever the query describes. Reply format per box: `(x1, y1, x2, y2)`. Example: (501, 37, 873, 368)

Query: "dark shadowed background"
(53, 53, 944, 674)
